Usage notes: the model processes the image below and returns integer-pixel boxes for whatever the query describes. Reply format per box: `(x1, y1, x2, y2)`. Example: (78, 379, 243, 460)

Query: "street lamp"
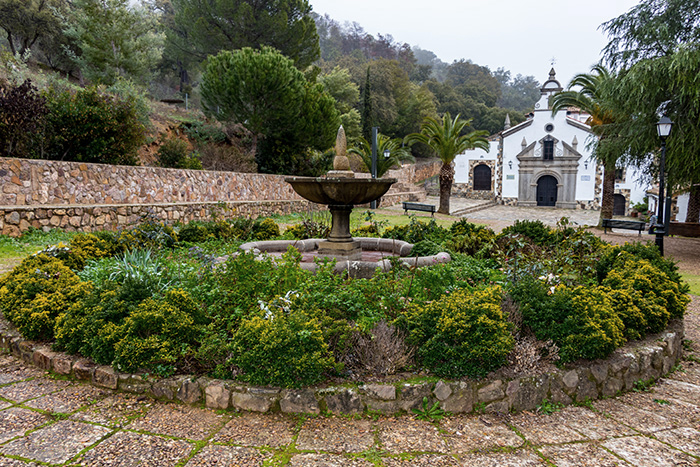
(383, 149, 391, 159)
(655, 115, 673, 256)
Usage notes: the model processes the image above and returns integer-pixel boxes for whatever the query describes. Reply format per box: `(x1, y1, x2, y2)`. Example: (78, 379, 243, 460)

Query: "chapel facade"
(453, 69, 648, 215)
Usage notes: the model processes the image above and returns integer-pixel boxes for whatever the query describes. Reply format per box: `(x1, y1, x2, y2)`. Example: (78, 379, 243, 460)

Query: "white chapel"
(453, 69, 648, 215)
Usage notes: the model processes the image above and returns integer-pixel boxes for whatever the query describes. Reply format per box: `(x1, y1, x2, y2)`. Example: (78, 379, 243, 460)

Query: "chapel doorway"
(536, 175, 558, 207)
(613, 194, 626, 216)
(473, 164, 491, 191)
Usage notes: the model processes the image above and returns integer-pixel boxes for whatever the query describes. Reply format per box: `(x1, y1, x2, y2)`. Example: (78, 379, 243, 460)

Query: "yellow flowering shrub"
(602, 258, 689, 334)
(230, 310, 335, 387)
(0, 254, 90, 341)
(401, 286, 513, 378)
(559, 286, 625, 362)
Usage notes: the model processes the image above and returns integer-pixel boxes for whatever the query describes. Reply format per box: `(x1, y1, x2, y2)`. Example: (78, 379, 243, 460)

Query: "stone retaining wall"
(0, 317, 683, 415)
(0, 157, 426, 236)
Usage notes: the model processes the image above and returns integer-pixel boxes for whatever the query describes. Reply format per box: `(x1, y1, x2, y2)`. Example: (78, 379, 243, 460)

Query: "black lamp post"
(655, 116, 673, 256)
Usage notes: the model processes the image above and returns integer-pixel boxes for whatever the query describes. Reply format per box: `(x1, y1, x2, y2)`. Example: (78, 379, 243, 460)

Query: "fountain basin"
(284, 177, 397, 205)
(239, 237, 451, 279)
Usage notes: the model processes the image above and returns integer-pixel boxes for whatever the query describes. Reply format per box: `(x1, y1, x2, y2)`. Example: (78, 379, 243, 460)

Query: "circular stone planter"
(0, 316, 684, 416)
(239, 237, 452, 278)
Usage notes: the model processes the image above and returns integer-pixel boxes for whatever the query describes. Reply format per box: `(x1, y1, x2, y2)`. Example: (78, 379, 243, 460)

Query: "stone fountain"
(284, 126, 396, 261)
(239, 126, 450, 278)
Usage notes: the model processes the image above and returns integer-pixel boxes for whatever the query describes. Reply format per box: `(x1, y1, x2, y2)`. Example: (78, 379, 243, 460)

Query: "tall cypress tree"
(361, 65, 373, 141)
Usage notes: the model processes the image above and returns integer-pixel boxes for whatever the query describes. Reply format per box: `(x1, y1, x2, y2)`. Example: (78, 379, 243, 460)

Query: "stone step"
(451, 201, 497, 217)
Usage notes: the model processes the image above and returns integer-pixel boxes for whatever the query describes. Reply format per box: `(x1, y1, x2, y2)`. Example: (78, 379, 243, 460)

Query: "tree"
(602, 47, 700, 222)
(170, 0, 319, 69)
(601, 0, 700, 222)
(550, 65, 623, 224)
(601, 0, 700, 68)
(63, 0, 164, 85)
(361, 65, 373, 141)
(348, 133, 415, 178)
(405, 112, 489, 214)
(318, 67, 361, 142)
(0, 0, 63, 56)
(200, 47, 339, 175)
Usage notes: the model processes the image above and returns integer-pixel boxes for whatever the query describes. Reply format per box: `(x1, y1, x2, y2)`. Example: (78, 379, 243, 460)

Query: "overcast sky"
(309, 0, 640, 86)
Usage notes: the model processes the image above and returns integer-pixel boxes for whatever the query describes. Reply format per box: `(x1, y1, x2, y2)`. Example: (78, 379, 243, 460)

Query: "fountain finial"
(329, 125, 354, 178)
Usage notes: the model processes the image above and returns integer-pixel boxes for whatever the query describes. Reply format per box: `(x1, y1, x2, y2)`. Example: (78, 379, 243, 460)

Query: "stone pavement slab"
(441, 415, 523, 453)
(0, 419, 110, 464)
(0, 458, 41, 466)
(287, 453, 374, 466)
(509, 411, 588, 445)
(296, 417, 374, 453)
(70, 392, 149, 428)
(383, 454, 461, 466)
(214, 413, 295, 448)
(77, 430, 193, 466)
(538, 442, 629, 467)
(0, 408, 48, 444)
(459, 450, 546, 466)
(23, 383, 106, 414)
(556, 406, 635, 440)
(0, 378, 70, 403)
(653, 427, 700, 457)
(592, 399, 674, 434)
(184, 444, 269, 467)
(128, 403, 227, 440)
(377, 417, 449, 453)
(602, 435, 696, 466)
(614, 391, 700, 430)
(652, 379, 700, 406)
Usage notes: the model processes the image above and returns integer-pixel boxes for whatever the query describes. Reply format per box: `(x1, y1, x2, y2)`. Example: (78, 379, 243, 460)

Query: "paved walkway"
(0, 296, 698, 466)
(385, 196, 640, 235)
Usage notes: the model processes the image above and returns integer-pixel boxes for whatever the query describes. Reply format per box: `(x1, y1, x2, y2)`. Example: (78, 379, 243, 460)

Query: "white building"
(454, 69, 649, 215)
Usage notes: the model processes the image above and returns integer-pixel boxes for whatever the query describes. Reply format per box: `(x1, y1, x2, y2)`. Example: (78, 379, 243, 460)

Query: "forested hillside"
(0, 0, 540, 175)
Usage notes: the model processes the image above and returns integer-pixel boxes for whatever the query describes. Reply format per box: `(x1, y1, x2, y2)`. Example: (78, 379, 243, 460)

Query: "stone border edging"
(0, 317, 683, 415)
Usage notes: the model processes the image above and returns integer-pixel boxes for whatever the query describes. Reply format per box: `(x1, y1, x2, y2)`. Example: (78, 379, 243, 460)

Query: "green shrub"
(32, 243, 84, 271)
(117, 220, 178, 250)
(283, 223, 308, 239)
(112, 289, 207, 374)
(596, 243, 685, 288)
(0, 79, 49, 158)
(351, 224, 381, 237)
(602, 258, 689, 333)
(499, 219, 555, 247)
(0, 254, 90, 341)
(229, 309, 335, 387)
(400, 286, 513, 378)
(156, 137, 202, 170)
(382, 217, 450, 244)
(446, 229, 497, 257)
(558, 286, 626, 362)
(450, 219, 491, 237)
(178, 221, 216, 243)
(410, 240, 444, 257)
(252, 218, 280, 240)
(43, 85, 144, 165)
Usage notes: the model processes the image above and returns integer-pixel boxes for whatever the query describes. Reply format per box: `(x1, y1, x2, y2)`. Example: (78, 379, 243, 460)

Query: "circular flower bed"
(0, 216, 690, 400)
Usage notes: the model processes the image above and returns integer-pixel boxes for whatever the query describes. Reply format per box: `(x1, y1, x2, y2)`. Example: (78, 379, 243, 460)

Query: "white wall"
(453, 141, 498, 184)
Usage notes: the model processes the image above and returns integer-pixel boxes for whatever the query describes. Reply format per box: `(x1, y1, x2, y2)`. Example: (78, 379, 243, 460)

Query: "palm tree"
(405, 112, 489, 215)
(348, 134, 415, 178)
(550, 64, 622, 224)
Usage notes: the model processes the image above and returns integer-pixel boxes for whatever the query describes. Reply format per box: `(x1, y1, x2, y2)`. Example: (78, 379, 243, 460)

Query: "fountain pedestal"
(318, 204, 362, 260)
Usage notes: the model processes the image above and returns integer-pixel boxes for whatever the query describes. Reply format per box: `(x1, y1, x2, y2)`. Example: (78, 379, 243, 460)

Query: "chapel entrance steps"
(451, 200, 497, 217)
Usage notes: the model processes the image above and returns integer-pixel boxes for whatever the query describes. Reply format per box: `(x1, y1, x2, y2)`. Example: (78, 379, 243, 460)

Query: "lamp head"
(656, 116, 673, 139)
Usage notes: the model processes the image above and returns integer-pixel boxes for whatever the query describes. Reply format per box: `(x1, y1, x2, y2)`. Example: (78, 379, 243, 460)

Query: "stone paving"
(385, 196, 609, 233)
(0, 296, 698, 467)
